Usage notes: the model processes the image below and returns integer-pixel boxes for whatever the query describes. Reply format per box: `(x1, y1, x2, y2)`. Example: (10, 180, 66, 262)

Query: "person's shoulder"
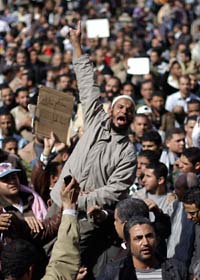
(10, 105, 19, 114)
(121, 139, 136, 158)
(163, 258, 187, 274)
(166, 91, 179, 99)
(97, 256, 127, 280)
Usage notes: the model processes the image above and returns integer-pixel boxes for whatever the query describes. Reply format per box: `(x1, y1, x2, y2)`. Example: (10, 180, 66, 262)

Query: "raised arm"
(70, 21, 105, 130)
(42, 178, 80, 280)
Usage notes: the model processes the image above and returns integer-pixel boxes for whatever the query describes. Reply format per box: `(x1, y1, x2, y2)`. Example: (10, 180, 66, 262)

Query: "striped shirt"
(136, 268, 162, 279)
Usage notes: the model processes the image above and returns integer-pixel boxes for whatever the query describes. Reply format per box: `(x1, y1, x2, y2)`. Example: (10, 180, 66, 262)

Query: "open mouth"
(117, 115, 127, 126)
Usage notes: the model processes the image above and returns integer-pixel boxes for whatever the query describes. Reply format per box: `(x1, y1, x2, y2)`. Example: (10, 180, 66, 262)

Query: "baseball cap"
(0, 163, 21, 178)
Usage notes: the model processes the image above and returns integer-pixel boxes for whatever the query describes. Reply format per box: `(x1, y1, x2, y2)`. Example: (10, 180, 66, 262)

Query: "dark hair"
(182, 187, 200, 209)
(146, 162, 168, 181)
(138, 150, 160, 162)
(140, 79, 153, 89)
(181, 49, 191, 59)
(34, 161, 62, 204)
(122, 81, 134, 89)
(116, 198, 149, 223)
(124, 216, 153, 242)
(0, 111, 13, 117)
(169, 60, 181, 70)
(185, 115, 197, 124)
(1, 239, 37, 278)
(187, 99, 200, 106)
(152, 91, 164, 99)
(2, 136, 18, 149)
(165, 127, 185, 141)
(182, 147, 200, 166)
(141, 130, 162, 147)
(0, 83, 11, 91)
(15, 87, 29, 97)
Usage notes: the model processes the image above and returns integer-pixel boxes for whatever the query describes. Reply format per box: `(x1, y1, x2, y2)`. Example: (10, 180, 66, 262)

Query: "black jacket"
(97, 255, 188, 280)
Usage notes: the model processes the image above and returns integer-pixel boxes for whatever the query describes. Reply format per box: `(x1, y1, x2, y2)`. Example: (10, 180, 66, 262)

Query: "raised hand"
(61, 177, 80, 210)
(69, 21, 82, 59)
(87, 205, 107, 224)
(43, 131, 56, 157)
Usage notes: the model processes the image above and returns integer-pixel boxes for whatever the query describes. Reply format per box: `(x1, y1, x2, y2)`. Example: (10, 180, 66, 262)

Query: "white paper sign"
(86, 19, 110, 38)
(127, 57, 150, 75)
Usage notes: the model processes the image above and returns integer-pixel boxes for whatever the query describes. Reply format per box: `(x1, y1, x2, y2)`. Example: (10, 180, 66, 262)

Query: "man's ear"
(165, 139, 170, 149)
(195, 161, 200, 172)
(108, 107, 113, 117)
(158, 176, 165, 185)
(25, 265, 34, 280)
(16, 96, 19, 103)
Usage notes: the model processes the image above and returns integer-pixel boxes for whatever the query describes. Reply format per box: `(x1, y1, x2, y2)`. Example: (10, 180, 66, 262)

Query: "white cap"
(137, 105, 152, 114)
(111, 95, 135, 108)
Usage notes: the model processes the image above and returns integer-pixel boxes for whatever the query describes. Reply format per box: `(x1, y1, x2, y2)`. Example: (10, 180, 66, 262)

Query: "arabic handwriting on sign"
(40, 95, 66, 110)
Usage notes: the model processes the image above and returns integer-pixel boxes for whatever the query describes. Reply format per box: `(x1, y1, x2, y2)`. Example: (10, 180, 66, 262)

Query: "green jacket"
(42, 214, 80, 280)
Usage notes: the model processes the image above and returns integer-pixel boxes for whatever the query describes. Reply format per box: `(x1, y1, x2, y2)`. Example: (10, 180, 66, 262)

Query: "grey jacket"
(51, 54, 136, 211)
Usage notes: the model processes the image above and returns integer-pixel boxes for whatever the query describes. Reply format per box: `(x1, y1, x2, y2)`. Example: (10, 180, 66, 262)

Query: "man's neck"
(19, 105, 28, 112)
(180, 91, 189, 99)
(148, 185, 166, 195)
(133, 256, 160, 270)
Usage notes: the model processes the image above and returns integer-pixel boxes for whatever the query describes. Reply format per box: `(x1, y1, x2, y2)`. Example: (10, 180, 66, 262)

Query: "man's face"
(140, 82, 153, 101)
(95, 49, 104, 64)
(105, 78, 120, 100)
(114, 208, 124, 239)
(136, 156, 150, 177)
(0, 173, 20, 198)
(150, 51, 159, 65)
(179, 77, 190, 97)
(189, 74, 198, 90)
(16, 91, 29, 109)
(122, 84, 134, 97)
(1, 88, 14, 106)
(187, 103, 200, 116)
(3, 141, 18, 155)
(142, 168, 159, 193)
(110, 98, 134, 131)
(132, 116, 149, 139)
(171, 63, 182, 78)
(142, 141, 159, 151)
(16, 52, 26, 65)
(185, 120, 196, 137)
(150, 96, 164, 112)
(0, 115, 14, 136)
(179, 155, 195, 173)
(166, 133, 185, 154)
(59, 76, 71, 90)
(184, 203, 200, 224)
(129, 223, 156, 263)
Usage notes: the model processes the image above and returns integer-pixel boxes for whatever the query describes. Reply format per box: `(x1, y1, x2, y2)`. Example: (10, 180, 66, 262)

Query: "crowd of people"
(0, 0, 200, 279)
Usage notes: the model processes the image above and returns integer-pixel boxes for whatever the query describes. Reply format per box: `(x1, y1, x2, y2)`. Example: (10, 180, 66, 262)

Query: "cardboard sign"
(86, 19, 110, 38)
(34, 86, 74, 143)
(127, 57, 150, 75)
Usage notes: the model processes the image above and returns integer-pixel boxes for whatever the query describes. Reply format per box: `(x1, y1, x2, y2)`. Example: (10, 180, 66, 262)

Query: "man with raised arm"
(50, 21, 136, 278)
(51, 21, 136, 215)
